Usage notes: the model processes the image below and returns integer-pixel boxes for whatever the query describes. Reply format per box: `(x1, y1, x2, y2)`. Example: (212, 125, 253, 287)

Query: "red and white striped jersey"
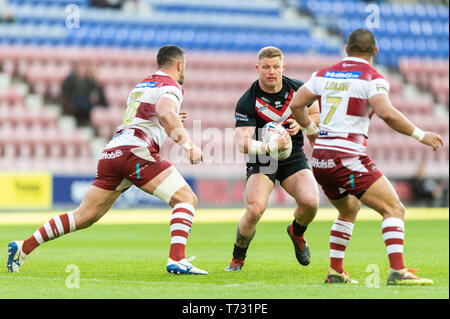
(105, 71, 183, 150)
(304, 57, 390, 156)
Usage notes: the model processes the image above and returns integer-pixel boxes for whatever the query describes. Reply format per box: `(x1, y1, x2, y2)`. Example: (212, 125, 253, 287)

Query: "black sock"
(292, 219, 307, 236)
(232, 244, 248, 260)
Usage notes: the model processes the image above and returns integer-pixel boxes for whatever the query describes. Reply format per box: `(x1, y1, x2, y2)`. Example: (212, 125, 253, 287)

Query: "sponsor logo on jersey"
(311, 157, 336, 169)
(323, 71, 361, 79)
(318, 130, 328, 136)
(112, 132, 123, 139)
(135, 81, 158, 89)
(235, 112, 250, 122)
(101, 150, 123, 159)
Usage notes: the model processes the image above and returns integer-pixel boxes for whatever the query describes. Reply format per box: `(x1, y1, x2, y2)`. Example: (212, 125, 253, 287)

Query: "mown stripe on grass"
(0, 207, 447, 225)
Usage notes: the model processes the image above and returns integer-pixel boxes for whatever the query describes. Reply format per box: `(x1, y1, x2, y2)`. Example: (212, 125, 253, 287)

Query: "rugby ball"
(262, 122, 292, 160)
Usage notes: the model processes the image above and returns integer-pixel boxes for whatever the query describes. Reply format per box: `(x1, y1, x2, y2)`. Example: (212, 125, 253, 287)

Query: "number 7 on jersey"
(323, 96, 342, 125)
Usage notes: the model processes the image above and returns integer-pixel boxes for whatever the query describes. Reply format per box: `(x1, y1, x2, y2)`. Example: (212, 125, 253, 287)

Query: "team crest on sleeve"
(376, 84, 389, 94)
(165, 90, 181, 102)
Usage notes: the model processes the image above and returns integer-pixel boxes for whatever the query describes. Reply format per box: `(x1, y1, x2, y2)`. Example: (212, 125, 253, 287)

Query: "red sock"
(169, 203, 194, 261)
(382, 217, 405, 270)
(329, 219, 354, 273)
(22, 212, 76, 255)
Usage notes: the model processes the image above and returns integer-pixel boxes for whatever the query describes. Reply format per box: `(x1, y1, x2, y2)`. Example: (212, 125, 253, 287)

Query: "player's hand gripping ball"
(262, 122, 292, 160)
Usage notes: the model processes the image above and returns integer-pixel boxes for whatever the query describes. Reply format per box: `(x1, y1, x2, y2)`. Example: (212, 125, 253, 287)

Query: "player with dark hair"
(225, 46, 321, 271)
(289, 28, 443, 285)
(7, 45, 208, 275)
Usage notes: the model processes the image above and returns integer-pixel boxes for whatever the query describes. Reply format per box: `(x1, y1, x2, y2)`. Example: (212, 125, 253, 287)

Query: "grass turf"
(0, 218, 448, 299)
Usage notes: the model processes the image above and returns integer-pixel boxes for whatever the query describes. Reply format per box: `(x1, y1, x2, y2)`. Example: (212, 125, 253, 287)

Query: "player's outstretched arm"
(235, 126, 289, 155)
(156, 96, 203, 164)
(369, 93, 443, 151)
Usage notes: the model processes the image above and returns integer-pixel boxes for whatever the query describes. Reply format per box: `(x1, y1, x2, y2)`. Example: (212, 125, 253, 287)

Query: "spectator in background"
(86, 65, 108, 109)
(122, 0, 151, 14)
(0, 0, 14, 23)
(90, 0, 124, 9)
(61, 62, 107, 127)
(410, 160, 448, 207)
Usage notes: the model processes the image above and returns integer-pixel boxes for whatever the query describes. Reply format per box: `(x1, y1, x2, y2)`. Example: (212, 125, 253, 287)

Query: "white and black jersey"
(235, 76, 309, 164)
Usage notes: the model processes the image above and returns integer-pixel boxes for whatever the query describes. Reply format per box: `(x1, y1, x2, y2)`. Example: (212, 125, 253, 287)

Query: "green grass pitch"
(0, 217, 448, 299)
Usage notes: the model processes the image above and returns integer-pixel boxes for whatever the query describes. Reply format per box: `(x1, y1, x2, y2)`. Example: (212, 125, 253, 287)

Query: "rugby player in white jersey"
(7, 45, 208, 275)
(289, 28, 443, 285)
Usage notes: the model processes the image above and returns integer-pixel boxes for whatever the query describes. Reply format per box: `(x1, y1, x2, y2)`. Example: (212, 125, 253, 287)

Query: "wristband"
(304, 122, 318, 135)
(411, 127, 425, 141)
(182, 141, 194, 151)
(248, 140, 264, 155)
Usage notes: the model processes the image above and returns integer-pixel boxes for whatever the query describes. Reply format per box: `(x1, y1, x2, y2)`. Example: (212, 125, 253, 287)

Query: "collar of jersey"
(343, 56, 369, 64)
(155, 70, 170, 76)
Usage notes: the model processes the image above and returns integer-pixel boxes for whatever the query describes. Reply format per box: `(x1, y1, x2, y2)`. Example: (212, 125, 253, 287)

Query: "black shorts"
(246, 151, 310, 184)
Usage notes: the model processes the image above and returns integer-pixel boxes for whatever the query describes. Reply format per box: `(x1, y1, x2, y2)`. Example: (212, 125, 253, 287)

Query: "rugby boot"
(387, 268, 433, 285)
(324, 268, 358, 284)
(225, 258, 245, 271)
(287, 225, 310, 266)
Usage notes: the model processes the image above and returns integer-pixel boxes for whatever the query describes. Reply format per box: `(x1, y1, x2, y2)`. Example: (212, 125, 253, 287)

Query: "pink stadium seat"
(41, 126, 60, 147)
(0, 88, 24, 105)
(11, 124, 29, 147)
(90, 107, 107, 129)
(98, 123, 114, 138)
(0, 122, 14, 148)
(0, 59, 15, 76)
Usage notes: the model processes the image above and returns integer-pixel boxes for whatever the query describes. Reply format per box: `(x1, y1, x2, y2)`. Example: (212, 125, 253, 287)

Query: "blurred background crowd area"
(0, 0, 448, 208)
